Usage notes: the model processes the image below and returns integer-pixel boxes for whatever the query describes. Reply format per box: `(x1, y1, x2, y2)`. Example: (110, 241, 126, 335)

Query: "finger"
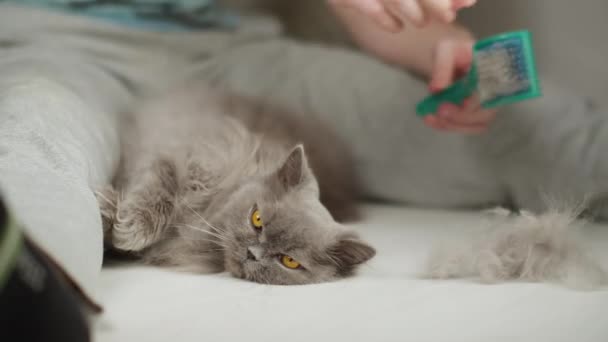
(448, 109, 497, 125)
(438, 99, 497, 125)
(385, 0, 426, 27)
(462, 96, 481, 112)
(451, 0, 476, 10)
(330, 0, 403, 32)
(437, 102, 460, 119)
(355, 0, 404, 31)
(420, 0, 454, 23)
(429, 40, 474, 91)
(436, 118, 489, 134)
(453, 40, 474, 72)
(424, 115, 449, 131)
(429, 40, 455, 91)
(427, 114, 488, 134)
(457, 96, 497, 124)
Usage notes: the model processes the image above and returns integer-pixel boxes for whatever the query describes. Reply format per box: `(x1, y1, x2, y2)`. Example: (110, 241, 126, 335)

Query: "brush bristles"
(475, 46, 530, 103)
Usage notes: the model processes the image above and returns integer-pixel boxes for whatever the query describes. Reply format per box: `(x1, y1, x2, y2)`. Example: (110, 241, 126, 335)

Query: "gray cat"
(96, 83, 375, 285)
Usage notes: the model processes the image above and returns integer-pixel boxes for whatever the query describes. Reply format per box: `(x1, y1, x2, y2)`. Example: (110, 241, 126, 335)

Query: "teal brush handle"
(415, 65, 479, 117)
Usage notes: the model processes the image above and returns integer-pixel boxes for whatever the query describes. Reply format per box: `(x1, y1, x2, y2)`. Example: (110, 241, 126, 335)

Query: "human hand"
(328, 0, 477, 32)
(424, 39, 497, 134)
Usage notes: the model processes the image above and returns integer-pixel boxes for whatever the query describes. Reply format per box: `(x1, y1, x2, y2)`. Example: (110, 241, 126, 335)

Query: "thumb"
(429, 40, 474, 92)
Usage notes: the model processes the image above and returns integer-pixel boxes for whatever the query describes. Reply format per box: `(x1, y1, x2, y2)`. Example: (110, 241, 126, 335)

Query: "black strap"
(0, 194, 6, 235)
(0, 192, 90, 342)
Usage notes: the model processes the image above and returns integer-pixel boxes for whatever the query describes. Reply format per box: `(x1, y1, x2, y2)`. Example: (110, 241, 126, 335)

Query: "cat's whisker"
(175, 226, 226, 244)
(170, 223, 229, 248)
(181, 200, 227, 234)
(175, 231, 228, 248)
(175, 223, 229, 242)
(95, 190, 116, 209)
(191, 236, 227, 247)
(326, 253, 341, 268)
(184, 224, 229, 242)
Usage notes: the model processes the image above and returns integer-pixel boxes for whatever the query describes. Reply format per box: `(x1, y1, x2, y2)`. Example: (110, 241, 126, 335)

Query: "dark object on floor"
(0, 194, 90, 342)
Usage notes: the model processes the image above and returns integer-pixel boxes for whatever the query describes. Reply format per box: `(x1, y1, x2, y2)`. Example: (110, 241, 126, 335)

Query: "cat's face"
(197, 145, 375, 285)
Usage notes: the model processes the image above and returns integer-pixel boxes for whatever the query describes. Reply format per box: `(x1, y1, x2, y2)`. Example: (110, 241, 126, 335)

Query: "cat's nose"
(247, 246, 263, 261)
(246, 247, 258, 261)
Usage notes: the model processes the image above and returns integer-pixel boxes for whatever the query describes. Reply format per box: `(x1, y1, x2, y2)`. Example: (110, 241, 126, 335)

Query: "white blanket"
(95, 205, 608, 342)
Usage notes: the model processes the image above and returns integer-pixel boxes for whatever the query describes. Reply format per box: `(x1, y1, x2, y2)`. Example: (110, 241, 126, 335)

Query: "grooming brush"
(416, 30, 541, 117)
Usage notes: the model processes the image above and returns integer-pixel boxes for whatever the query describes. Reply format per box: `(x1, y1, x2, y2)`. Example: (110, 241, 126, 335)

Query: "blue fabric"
(4, 0, 238, 31)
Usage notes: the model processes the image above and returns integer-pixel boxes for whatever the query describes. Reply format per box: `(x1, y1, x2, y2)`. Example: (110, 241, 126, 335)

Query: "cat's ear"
(276, 144, 312, 190)
(327, 234, 376, 276)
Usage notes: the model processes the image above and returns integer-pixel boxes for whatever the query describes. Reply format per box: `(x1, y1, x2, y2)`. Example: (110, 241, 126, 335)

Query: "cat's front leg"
(108, 158, 179, 252)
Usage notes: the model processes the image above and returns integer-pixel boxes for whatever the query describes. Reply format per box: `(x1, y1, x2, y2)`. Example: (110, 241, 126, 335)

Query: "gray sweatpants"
(1, 4, 607, 216)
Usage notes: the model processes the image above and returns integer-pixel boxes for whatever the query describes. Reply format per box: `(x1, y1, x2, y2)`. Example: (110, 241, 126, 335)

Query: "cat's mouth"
(242, 259, 259, 270)
(232, 261, 262, 283)
(224, 248, 259, 280)
(241, 257, 262, 271)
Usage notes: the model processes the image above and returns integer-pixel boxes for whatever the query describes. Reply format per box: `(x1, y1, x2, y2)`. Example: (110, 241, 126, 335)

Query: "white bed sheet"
(94, 205, 608, 342)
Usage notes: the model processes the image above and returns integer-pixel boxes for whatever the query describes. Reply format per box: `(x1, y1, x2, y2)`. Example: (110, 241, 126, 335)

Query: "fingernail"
(429, 84, 442, 94)
(452, 0, 476, 10)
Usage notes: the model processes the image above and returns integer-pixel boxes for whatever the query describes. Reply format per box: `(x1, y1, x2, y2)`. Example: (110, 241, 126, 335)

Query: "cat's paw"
(112, 197, 174, 252)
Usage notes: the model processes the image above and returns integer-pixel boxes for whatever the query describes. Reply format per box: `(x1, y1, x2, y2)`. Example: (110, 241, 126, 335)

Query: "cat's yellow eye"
(281, 255, 301, 269)
(251, 209, 263, 229)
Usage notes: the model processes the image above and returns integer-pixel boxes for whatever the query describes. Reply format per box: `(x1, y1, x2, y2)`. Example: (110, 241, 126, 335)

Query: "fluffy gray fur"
(96, 84, 375, 285)
(426, 206, 607, 290)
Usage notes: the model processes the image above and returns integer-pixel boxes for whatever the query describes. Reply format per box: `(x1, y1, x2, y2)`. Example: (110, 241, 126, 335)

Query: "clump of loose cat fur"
(426, 206, 607, 290)
(96, 83, 375, 285)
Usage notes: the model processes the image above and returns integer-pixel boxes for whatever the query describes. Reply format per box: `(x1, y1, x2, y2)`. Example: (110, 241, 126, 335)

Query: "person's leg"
(187, 36, 608, 217)
(477, 82, 608, 218)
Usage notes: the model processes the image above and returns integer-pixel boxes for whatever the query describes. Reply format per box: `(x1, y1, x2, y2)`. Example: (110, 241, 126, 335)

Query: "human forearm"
(328, 0, 495, 135)
(330, 3, 473, 77)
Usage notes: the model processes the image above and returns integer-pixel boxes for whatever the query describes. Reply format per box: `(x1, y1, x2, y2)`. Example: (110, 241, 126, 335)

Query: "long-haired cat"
(96, 83, 375, 285)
